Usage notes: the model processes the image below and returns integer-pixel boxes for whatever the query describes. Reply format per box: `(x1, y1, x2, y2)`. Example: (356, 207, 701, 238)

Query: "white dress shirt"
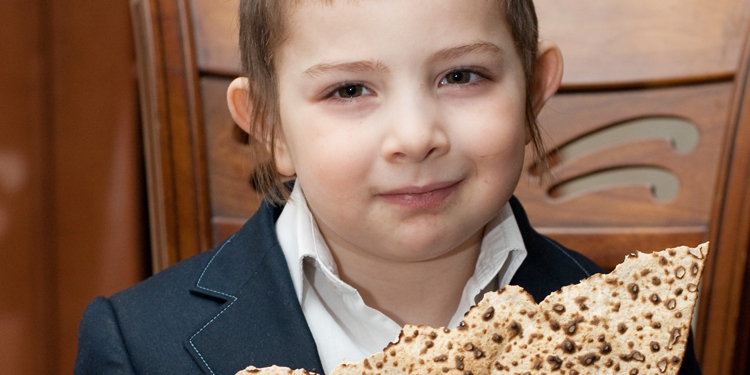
(275, 183, 527, 374)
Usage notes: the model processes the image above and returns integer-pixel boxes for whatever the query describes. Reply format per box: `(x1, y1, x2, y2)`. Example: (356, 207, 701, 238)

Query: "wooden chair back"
(130, 0, 750, 373)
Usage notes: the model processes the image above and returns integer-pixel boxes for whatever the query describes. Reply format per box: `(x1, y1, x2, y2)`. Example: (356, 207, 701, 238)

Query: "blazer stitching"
(189, 236, 239, 375)
(542, 236, 592, 277)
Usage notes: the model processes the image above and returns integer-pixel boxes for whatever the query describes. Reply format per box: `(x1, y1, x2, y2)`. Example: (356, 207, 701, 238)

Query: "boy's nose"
(381, 98, 450, 163)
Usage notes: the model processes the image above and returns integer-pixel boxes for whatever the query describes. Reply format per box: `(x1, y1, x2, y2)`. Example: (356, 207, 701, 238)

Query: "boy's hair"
(239, 0, 545, 202)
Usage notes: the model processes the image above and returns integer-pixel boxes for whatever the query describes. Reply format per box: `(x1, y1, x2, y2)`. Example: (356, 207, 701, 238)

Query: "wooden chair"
(129, 0, 750, 373)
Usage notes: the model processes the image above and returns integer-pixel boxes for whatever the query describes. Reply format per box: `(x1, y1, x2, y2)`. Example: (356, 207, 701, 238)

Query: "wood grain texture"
(132, 0, 213, 272)
(697, 24, 750, 374)
(190, 0, 240, 77)
(541, 226, 707, 272)
(535, 0, 750, 88)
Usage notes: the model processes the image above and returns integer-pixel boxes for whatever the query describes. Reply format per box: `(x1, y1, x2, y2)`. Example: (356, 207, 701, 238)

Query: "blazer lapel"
(184, 202, 324, 375)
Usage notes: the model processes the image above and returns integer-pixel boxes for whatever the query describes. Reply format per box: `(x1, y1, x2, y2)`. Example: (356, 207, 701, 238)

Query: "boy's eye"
(323, 83, 373, 102)
(440, 70, 481, 86)
(335, 84, 366, 98)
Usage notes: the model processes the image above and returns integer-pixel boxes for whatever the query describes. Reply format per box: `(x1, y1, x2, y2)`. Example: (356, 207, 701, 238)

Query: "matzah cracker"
(237, 243, 708, 375)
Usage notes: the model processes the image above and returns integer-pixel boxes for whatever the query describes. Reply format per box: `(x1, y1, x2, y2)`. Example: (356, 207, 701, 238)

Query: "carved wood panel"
(514, 82, 734, 270)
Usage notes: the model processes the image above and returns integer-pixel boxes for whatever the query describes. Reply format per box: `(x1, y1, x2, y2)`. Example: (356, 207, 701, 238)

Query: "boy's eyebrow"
(427, 42, 505, 64)
(303, 60, 388, 77)
(302, 42, 503, 77)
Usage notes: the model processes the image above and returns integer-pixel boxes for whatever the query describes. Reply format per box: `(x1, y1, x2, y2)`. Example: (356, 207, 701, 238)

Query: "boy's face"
(272, 0, 548, 262)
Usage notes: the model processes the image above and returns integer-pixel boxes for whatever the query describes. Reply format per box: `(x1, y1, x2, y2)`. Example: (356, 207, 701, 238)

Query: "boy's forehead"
(280, 0, 508, 44)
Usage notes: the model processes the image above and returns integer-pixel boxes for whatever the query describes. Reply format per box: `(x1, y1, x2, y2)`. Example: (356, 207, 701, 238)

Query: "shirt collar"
(275, 183, 339, 301)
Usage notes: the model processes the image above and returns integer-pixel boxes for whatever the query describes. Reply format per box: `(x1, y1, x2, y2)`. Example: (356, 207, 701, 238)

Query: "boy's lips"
(377, 180, 463, 210)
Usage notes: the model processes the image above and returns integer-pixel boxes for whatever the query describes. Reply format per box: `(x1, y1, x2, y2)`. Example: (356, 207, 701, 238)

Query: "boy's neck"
(327, 228, 484, 328)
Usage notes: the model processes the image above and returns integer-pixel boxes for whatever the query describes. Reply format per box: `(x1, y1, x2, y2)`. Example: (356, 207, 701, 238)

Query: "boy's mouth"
(377, 180, 463, 210)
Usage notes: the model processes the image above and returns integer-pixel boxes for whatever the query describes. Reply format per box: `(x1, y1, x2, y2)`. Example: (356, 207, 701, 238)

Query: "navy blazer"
(75, 197, 701, 375)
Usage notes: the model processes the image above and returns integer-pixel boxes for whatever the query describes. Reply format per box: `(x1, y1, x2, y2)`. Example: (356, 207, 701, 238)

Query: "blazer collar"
(185, 200, 324, 375)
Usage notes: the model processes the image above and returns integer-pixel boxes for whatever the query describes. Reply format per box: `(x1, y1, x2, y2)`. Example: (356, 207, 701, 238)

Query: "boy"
(75, 0, 702, 374)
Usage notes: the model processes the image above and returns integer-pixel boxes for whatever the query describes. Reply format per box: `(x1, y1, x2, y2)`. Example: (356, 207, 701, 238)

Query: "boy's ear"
(226, 77, 296, 177)
(227, 77, 253, 134)
(531, 40, 564, 116)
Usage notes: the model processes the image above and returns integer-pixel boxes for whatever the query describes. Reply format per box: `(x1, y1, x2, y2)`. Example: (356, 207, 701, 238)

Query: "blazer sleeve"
(678, 330, 703, 375)
(75, 296, 137, 375)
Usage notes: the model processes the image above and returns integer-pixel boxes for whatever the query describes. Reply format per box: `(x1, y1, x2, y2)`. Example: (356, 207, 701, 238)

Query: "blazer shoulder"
(75, 296, 137, 375)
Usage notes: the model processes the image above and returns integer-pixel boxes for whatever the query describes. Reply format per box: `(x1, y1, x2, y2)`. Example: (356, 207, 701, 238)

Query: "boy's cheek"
(293, 136, 376, 180)
(446, 110, 527, 151)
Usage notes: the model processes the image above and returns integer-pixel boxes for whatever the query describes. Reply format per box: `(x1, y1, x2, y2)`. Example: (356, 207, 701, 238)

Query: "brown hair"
(239, 0, 545, 202)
